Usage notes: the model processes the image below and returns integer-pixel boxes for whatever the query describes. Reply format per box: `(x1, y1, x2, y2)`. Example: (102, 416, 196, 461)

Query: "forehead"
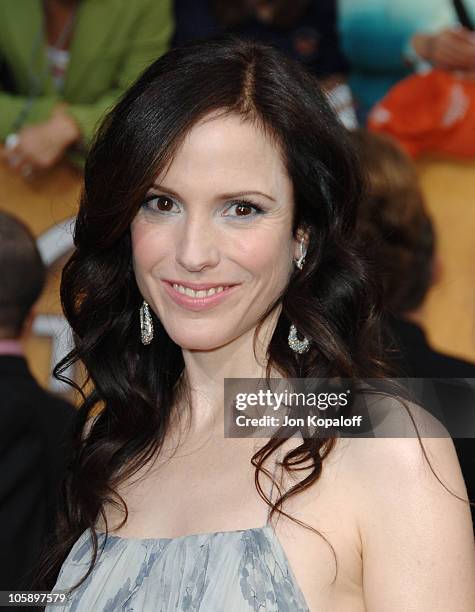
(156, 112, 291, 195)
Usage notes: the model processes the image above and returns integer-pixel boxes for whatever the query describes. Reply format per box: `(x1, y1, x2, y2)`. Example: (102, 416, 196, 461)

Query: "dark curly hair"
(34, 36, 395, 592)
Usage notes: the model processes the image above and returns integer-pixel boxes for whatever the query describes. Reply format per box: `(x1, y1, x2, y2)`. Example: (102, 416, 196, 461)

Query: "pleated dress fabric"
(46, 461, 310, 611)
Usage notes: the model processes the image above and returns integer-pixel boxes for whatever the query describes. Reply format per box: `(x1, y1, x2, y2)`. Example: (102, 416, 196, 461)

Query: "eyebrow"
(151, 183, 276, 203)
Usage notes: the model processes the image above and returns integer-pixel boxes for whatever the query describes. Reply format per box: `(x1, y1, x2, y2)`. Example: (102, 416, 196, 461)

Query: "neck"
(175, 307, 283, 440)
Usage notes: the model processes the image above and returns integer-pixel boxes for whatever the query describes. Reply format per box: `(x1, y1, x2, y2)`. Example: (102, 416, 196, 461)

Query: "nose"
(175, 212, 220, 272)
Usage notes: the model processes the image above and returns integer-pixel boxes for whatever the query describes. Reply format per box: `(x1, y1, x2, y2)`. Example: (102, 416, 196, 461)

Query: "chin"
(166, 328, 237, 352)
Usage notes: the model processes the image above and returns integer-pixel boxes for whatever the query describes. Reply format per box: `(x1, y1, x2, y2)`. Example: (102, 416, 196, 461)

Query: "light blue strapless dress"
(46, 468, 310, 611)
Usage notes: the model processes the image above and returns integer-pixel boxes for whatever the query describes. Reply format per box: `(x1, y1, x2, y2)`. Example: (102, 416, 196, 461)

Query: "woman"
(0, 0, 172, 175)
(38, 38, 474, 610)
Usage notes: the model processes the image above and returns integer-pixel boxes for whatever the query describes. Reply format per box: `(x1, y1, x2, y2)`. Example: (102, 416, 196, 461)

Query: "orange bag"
(368, 69, 475, 158)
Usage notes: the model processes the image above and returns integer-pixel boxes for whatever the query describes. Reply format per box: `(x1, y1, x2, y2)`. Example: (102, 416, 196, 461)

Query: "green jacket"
(0, 0, 173, 144)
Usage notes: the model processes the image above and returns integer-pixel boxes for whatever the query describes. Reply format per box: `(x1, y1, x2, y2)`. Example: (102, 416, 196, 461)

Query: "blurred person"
(0, 0, 173, 178)
(174, 0, 357, 127)
(31, 38, 475, 610)
(351, 129, 475, 378)
(351, 128, 475, 528)
(0, 211, 76, 599)
(411, 1, 475, 73)
(339, 0, 475, 120)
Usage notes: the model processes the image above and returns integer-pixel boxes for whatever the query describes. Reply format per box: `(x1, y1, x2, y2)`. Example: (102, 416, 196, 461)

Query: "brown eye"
(155, 196, 174, 211)
(142, 195, 177, 213)
(235, 203, 253, 216)
(227, 201, 265, 218)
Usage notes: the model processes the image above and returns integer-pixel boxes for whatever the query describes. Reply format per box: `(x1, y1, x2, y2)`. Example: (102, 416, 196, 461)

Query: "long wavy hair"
(35, 36, 394, 591)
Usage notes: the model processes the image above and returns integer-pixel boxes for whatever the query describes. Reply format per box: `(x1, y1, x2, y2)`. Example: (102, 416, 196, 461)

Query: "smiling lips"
(162, 280, 240, 311)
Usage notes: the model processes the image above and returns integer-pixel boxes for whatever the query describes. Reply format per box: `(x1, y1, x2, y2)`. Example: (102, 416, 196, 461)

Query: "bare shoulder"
(329, 428, 475, 611)
(336, 432, 468, 502)
(327, 389, 459, 478)
(333, 388, 469, 513)
(361, 389, 449, 438)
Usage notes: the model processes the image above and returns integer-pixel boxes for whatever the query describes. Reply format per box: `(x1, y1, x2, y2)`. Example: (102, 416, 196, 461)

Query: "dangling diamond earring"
(289, 238, 310, 353)
(288, 324, 310, 354)
(295, 238, 307, 270)
(140, 300, 154, 345)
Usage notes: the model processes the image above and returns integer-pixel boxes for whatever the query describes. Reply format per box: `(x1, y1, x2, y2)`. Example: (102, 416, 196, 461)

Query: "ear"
(293, 226, 310, 261)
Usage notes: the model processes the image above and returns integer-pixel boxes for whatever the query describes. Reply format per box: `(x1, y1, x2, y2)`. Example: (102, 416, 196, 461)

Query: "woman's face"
(131, 112, 300, 351)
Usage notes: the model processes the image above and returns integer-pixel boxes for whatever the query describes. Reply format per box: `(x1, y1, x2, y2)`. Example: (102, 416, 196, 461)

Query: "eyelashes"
(142, 194, 177, 213)
(226, 200, 267, 218)
(141, 194, 267, 219)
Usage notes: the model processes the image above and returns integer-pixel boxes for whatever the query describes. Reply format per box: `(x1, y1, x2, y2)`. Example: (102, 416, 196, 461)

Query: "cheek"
(235, 226, 293, 280)
(130, 221, 169, 279)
